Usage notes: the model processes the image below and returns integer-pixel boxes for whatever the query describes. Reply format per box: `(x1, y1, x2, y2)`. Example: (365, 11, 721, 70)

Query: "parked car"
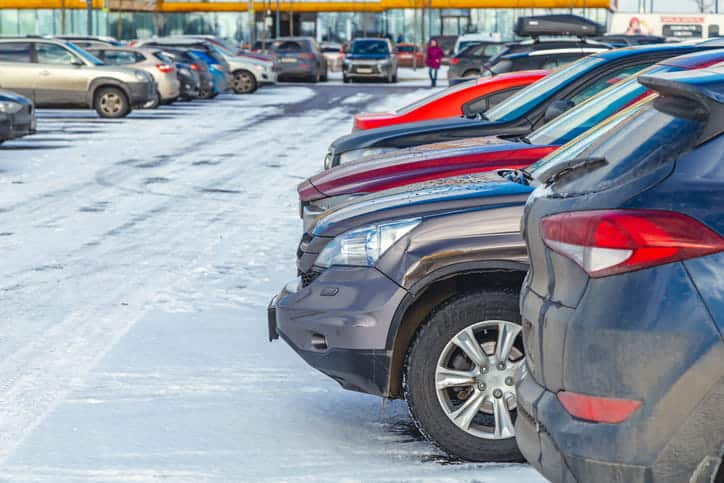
(516, 66, 724, 483)
(0, 89, 35, 145)
(325, 43, 706, 168)
(271, 48, 724, 463)
(395, 43, 424, 68)
(269, 99, 655, 463)
(138, 38, 271, 94)
(188, 49, 229, 95)
(174, 60, 201, 101)
(0, 38, 155, 118)
(342, 38, 397, 83)
(447, 42, 505, 82)
(54, 35, 123, 47)
(301, 48, 724, 230)
(592, 33, 668, 46)
(354, 70, 546, 130)
(453, 34, 499, 56)
(150, 47, 217, 99)
(270, 37, 328, 82)
(320, 41, 344, 72)
(83, 46, 181, 107)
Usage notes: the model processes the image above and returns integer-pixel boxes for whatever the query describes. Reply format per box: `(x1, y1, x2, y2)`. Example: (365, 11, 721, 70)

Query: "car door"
(33, 42, 90, 106)
(0, 42, 36, 100)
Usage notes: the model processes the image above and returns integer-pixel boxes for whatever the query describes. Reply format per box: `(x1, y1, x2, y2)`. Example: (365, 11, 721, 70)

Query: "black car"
(516, 65, 724, 483)
(447, 42, 504, 82)
(154, 47, 216, 99)
(0, 89, 35, 145)
(324, 43, 708, 168)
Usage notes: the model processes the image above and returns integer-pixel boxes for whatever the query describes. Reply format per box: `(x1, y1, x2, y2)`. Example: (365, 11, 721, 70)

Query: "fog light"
(311, 333, 328, 350)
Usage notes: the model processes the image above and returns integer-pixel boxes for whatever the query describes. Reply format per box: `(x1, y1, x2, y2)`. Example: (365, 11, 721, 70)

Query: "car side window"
(104, 50, 138, 65)
(483, 44, 503, 57)
(569, 64, 649, 105)
(541, 53, 584, 70)
(0, 42, 32, 62)
(462, 86, 525, 117)
(36, 43, 77, 65)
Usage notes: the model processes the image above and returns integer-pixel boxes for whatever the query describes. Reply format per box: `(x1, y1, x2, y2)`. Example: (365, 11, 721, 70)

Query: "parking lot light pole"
(87, 0, 93, 35)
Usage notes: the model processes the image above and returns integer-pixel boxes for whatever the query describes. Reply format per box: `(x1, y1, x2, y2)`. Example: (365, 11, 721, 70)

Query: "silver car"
(84, 46, 181, 107)
(0, 38, 155, 118)
(342, 38, 397, 83)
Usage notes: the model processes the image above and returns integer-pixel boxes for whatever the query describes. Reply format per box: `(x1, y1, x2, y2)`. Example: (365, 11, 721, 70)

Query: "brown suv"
(0, 38, 155, 118)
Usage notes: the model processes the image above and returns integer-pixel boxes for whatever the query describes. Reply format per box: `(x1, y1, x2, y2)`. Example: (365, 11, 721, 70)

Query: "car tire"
(392, 72, 398, 83)
(144, 90, 161, 109)
(232, 70, 257, 94)
(404, 289, 525, 462)
(343, 75, 350, 83)
(462, 69, 480, 78)
(94, 86, 130, 119)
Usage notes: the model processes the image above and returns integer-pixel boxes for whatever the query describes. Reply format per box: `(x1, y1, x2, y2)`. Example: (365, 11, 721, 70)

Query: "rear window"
(533, 99, 707, 194)
(271, 41, 308, 52)
(397, 45, 416, 53)
(350, 40, 389, 55)
(0, 42, 31, 62)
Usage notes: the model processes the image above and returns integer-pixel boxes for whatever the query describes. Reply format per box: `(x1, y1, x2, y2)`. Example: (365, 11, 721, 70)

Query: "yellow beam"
(0, 0, 614, 11)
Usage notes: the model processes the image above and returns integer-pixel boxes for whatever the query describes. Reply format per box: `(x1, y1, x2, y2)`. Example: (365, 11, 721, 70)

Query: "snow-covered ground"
(0, 85, 545, 482)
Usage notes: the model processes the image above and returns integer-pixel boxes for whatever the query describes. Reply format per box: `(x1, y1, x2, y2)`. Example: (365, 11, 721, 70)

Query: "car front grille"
(299, 269, 321, 288)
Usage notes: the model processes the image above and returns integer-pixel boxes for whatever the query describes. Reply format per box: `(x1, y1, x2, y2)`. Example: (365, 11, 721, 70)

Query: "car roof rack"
(514, 14, 606, 41)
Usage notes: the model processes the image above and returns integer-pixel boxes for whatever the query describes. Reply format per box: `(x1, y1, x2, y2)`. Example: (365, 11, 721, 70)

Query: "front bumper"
(127, 81, 156, 107)
(259, 69, 277, 85)
(268, 266, 408, 396)
(0, 107, 36, 141)
(344, 63, 392, 78)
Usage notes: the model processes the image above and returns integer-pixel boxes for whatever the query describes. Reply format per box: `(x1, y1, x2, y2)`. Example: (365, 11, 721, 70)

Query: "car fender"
(88, 78, 132, 107)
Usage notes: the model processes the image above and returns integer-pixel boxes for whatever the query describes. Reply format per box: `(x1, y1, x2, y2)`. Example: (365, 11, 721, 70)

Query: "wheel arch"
(385, 260, 528, 399)
(88, 78, 131, 108)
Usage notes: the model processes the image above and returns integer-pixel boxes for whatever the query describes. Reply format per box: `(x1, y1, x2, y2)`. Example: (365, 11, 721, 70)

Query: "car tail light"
(540, 210, 724, 278)
(190, 63, 201, 71)
(558, 391, 641, 424)
(299, 53, 315, 60)
(156, 63, 174, 73)
(451, 58, 460, 65)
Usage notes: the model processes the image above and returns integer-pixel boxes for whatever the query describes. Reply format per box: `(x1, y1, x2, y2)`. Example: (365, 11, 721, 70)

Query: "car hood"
(0, 89, 32, 105)
(312, 171, 533, 237)
(345, 53, 390, 61)
(329, 115, 516, 154)
(301, 136, 556, 201)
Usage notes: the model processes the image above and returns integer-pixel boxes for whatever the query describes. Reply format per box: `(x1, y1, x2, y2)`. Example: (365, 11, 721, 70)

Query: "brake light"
(156, 63, 174, 73)
(190, 63, 200, 71)
(540, 210, 724, 278)
(299, 53, 315, 60)
(451, 58, 460, 65)
(558, 391, 641, 424)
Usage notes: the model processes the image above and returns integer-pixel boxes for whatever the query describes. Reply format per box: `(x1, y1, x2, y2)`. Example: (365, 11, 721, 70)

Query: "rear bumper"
(0, 108, 36, 141)
(517, 263, 724, 483)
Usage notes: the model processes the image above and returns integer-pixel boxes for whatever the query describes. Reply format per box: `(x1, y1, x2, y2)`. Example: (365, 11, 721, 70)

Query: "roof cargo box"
(514, 14, 606, 38)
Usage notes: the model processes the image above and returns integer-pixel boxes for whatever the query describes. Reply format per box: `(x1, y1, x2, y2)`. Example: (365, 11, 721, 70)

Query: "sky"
(617, 0, 721, 13)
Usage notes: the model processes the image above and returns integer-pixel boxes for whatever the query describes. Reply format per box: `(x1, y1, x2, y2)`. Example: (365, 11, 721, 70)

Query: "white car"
(453, 33, 501, 55)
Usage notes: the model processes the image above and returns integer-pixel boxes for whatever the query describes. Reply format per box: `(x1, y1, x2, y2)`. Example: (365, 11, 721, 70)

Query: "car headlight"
(338, 147, 397, 164)
(0, 101, 23, 114)
(315, 218, 421, 268)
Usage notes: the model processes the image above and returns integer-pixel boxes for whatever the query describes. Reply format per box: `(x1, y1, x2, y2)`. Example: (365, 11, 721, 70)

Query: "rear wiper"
(538, 157, 608, 186)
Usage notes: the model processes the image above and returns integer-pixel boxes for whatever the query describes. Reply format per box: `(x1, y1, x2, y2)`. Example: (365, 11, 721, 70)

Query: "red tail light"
(540, 210, 724, 278)
(299, 53, 315, 60)
(558, 391, 641, 424)
(156, 63, 174, 73)
(190, 63, 200, 71)
(451, 58, 460, 65)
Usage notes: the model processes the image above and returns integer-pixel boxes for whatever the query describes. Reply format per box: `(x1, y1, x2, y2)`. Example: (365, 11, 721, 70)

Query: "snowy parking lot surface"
(0, 85, 545, 483)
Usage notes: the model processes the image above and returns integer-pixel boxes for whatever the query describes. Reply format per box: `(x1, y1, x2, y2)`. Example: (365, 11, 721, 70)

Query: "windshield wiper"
(539, 157, 608, 186)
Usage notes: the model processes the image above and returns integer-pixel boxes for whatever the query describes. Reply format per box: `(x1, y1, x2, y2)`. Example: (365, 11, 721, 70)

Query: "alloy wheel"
(435, 320, 524, 440)
(234, 72, 254, 93)
(99, 92, 123, 116)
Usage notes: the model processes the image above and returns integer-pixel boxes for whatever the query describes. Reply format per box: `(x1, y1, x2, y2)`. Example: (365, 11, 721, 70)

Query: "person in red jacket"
(425, 39, 445, 87)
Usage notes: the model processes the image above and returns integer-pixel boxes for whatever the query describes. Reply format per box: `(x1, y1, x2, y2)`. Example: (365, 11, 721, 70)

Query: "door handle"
(39, 70, 51, 76)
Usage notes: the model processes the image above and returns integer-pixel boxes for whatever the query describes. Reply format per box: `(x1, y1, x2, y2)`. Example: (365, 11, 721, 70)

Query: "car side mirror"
(71, 59, 84, 67)
(543, 99, 575, 123)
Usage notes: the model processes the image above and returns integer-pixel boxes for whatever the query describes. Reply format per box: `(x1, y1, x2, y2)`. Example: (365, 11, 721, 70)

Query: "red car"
(352, 70, 547, 131)
(395, 43, 425, 68)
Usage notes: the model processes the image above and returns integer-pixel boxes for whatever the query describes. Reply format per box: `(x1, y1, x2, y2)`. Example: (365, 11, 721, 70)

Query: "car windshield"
(64, 41, 104, 65)
(397, 45, 416, 52)
(527, 64, 672, 146)
(350, 40, 389, 55)
(393, 79, 478, 114)
(485, 56, 605, 122)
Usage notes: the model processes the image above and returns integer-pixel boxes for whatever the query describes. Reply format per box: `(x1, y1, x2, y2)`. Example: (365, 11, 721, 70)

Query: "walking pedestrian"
(425, 39, 444, 88)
